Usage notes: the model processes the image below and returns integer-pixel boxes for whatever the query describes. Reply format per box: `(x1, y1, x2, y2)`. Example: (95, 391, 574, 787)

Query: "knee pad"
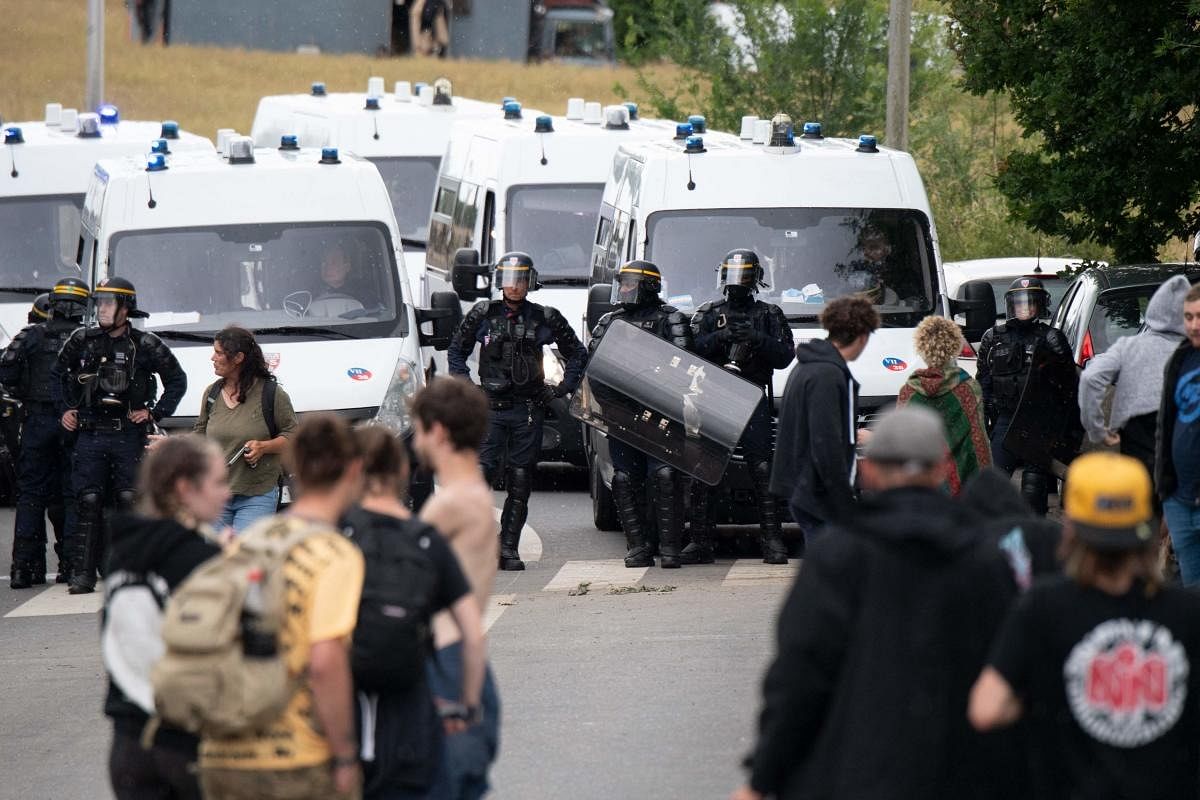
(611, 470, 633, 496)
(506, 466, 532, 501)
(115, 489, 137, 511)
(653, 465, 676, 493)
(78, 491, 104, 518)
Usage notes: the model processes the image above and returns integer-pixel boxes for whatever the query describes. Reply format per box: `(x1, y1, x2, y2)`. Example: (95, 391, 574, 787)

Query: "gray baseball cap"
(863, 405, 947, 467)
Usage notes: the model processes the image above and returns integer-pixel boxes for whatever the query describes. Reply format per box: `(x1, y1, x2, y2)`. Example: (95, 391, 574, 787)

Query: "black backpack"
(341, 508, 440, 692)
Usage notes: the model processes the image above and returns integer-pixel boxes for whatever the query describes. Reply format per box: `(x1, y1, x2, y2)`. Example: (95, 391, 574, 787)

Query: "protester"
(960, 466, 1061, 579)
(770, 296, 879, 543)
(897, 315, 991, 494)
(1081, 275, 1191, 496)
(970, 452, 1200, 798)
(344, 425, 486, 800)
(102, 435, 226, 800)
(1156, 282, 1200, 585)
(200, 414, 365, 800)
(736, 406, 1021, 800)
(194, 326, 297, 533)
(411, 378, 502, 800)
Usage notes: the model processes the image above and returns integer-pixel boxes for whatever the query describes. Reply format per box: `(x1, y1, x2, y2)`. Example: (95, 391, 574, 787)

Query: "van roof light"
(739, 115, 759, 139)
(802, 121, 823, 139)
(856, 133, 879, 153)
(688, 114, 707, 134)
(160, 120, 179, 139)
(433, 78, 453, 106)
(145, 152, 168, 172)
(414, 82, 428, 94)
(534, 115, 554, 134)
(684, 135, 706, 154)
(769, 113, 794, 147)
(604, 105, 629, 130)
(501, 96, 517, 107)
(583, 102, 603, 124)
(77, 113, 102, 138)
(311, 81, 327, 96)
(566, 98, 585, 120)
(97, 104, 120, 125)
(752, 119, 771, 144)
(365, 96, 381, 110)
(503, 101, 522, 120)
(279, 134, 300, 150)
(623, 102, 639, 120)
(60, 109, 79, 133)
(228, 135, 255, 164)
(394, 80, 413, 101)
(674, 122, 693, 140)
(418, 85, 435, 106)
(320, 146, 341, 164)
(44, 103, 62, 126)
(4, 126, 24, 145)
(215, 128, 236, 156)
(150, 138, 170, 155)
(366, 76, 385, 97)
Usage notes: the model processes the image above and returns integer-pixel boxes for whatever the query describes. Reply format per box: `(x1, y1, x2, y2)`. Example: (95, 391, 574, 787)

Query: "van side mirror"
(416, 291, 463, 351)
(450, 248, 491, 301)
(950, 280, 997, 342)
(586, 283, 615, 334)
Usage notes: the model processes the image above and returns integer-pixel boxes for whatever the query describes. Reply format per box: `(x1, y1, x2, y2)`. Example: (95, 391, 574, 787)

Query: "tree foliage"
(946, 0, 1200, 263)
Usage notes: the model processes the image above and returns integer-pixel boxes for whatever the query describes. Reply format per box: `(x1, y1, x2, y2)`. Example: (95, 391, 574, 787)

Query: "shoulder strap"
(261, 377, 278, 439)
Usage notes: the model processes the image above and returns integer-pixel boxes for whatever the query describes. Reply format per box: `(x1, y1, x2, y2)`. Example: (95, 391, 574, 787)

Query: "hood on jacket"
(960, 467, 1029, 519)
(846, 486, 973, 556)
(108, 513, 200, 575)
(1145, 275, 1192, 336)
(906, 366, 967, 398)
(795, 338, 851, 373)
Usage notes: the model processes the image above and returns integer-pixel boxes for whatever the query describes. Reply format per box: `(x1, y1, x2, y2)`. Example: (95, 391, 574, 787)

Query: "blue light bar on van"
(535, 115, 554, 133)
(856, 134, 879, 153)
(279, 135, 300, 151)
(98, 104, 120, 124)
(688, 115, 707, 134)
(674, 122, 693, 140)
(802, 122, 823, 139)
(150, 138, 170, 155)
(160, 120, 180, 139)
(145, 153, 168, 172)
(311, 82, 327, 96)
(365, 96, 381, 110)
(503, 101, 522, 120)
(684, 135, 706, 154)
(320, 147, 341, 164)
(624, 102, 639, 120)
(4, 126, 24, 145)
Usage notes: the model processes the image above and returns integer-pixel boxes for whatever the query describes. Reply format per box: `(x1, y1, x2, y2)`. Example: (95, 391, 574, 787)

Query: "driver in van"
(308, 245, 365, 317)
(842, 225, 901, 305)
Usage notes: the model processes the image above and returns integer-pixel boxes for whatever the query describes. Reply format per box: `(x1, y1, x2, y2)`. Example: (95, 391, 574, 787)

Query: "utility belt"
(78, 415, 143, 433)
(488, 397, 537, 412)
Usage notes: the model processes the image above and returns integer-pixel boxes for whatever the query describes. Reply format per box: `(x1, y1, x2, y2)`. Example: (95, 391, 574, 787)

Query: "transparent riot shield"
(1002, 340, 1084, 477)
(570, 318, 763, 485)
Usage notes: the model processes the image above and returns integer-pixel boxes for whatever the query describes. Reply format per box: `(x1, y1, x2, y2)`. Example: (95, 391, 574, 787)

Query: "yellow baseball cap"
(1064, 452, 1154, 551)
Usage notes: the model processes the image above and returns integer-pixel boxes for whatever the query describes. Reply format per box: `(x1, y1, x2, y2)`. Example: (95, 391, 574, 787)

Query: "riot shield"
(571, 318, 763, 485)
(1002, 340, 1084, 477)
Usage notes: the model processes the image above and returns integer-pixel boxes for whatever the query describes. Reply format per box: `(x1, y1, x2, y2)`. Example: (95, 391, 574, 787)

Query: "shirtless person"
(411, 377, 501, 800)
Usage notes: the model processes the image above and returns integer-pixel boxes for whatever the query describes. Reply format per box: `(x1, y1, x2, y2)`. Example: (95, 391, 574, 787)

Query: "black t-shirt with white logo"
(990, 577, 1200, 799)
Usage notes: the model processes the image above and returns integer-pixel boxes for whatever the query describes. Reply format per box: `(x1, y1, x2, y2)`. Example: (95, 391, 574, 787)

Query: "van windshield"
(0, 195, 84, 289)
(507, 184, 603, 280)
(110, 222, 405, 340)
(368, 156, 440, 247)
(645, 207, 938, 325)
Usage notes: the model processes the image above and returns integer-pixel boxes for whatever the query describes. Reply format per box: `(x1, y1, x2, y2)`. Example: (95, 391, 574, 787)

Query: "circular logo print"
(882, 357, 907, 372)
(1063, 618, 1190, 748)
(347, 367, 373, 381)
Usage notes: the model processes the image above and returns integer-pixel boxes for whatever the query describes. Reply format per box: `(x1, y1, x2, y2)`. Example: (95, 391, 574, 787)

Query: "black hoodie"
(748, 487, 1022, 800)
(770, 338, 858, 522)
(103, 513, 220, 751)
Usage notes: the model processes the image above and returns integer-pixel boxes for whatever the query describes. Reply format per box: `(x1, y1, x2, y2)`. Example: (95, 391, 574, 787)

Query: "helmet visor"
(611, 272, 648, 305)
(720, 263, 758, 289)
(1006, 289, 1042, 321)
(496, 265, 532, 290)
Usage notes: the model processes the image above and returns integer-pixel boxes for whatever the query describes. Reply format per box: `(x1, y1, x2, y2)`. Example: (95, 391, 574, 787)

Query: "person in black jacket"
(769, 296, 879, 544)
(735, 406, 1022, 800)
(103, 435, 227, 800)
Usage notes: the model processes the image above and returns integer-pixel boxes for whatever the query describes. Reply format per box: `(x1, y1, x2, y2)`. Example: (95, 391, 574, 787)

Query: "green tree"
(946, 0, 1200, 263)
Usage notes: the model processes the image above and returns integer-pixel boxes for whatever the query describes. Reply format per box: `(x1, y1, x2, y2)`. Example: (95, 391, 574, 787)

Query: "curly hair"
(913, 316, 965, 370)
(820, 296, 881, 346)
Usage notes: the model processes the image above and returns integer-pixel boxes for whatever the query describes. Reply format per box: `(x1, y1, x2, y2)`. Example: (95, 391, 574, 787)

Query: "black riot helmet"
(611, 260, 663, 307)
(94, 276, 150, 321)
(494, 251, 539, 293)
(718, 249, 766, 296)
(49, 277, 90, 321)
(28, 294, 51, 324)
(1004, 276, 1050, 323)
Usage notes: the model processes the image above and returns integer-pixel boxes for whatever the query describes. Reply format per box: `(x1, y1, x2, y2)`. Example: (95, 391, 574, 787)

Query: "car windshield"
(368, 156, 440, 247)
(1088, 288, 1154, 354)
(110, 222, 405, 339)
(507, 184, 603, 279)
(0, 195, 84, 289)
(645, 207, 937, 325)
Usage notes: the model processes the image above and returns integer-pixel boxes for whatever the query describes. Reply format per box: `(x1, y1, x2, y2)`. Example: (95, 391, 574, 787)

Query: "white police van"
(249, 77, 498, 301)
(425, 99, 681, 464)
(584, 116, 991, 528)
(78, 136, 458, 446)
(0, 104, 212, 345)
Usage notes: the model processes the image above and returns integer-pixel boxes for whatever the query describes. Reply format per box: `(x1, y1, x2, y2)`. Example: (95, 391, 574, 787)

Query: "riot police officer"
(0, 279, 90, 588)
(448, 252, 586, 571)
(589, 261, 693, 568)
(687, 249, 794, 564)
(51, 277, 186, 594)
(977, 276, 1072, 514)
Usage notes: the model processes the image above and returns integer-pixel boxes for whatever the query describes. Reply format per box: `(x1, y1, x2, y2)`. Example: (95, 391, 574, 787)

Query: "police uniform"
(447, 252, 586, 571)
(589, 261, 693, 569)
(50, 278, 187, 594)
(977, 276, 1072, 514)
(0, 280, 90, 588)
(687, 250, 794, 564)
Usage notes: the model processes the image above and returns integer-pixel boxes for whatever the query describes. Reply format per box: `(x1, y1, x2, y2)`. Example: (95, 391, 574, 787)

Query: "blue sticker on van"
(882, 357, 907, 372)
(347, 367, 373, 381)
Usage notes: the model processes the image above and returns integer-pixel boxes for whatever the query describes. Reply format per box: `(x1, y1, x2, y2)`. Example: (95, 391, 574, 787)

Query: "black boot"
(498, 467, 531, 571)
(1020, 468, 1050, 517)
(68, 492, 101, 595)
(9, 565, 41, 590)
(612, 471, 653, 568)
(681, 479, 715, 565)
(654, 467, 683, 569)
(752, 461, 788, 564)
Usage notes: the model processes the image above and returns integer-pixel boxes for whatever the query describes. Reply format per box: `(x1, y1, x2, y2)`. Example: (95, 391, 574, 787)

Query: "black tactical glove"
(539, 384, 567, 406)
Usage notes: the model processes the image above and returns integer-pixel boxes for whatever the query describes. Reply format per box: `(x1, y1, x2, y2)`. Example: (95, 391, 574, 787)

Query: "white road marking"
(5, 582, 104, 618)
(491, 507, 543, 564)
(484, 594, 516, 633)
(543, 559, 647, 593)
(721, 559, 799, 588)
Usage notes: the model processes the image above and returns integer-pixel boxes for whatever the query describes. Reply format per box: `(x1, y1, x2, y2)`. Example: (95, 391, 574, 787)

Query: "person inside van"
(309, 246, 365, 317)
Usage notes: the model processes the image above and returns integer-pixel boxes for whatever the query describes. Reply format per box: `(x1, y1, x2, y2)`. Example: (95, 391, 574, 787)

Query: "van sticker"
(347, 367, 373, 381)
(882, 357, 907, 372)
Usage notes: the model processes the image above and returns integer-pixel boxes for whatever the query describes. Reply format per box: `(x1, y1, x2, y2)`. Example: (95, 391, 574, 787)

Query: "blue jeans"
(426, 642, 500, 800)
(1165, 496, 1200, 586)
(220, 487, 279, 533)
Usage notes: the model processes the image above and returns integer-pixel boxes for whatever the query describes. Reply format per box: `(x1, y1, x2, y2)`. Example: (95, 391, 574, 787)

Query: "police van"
(0, 104, 212, 345)
(426, 98, 679, 464)
(249, 77, 498, 300)
(584, 116, 990, 528)
(78, 136, 458, 449)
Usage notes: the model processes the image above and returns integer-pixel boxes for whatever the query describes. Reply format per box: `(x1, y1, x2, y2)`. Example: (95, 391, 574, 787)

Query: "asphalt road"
(0, 467, 795, 800)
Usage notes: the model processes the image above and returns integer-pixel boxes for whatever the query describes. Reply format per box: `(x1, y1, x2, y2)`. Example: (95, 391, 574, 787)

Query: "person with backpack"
(343, 426, 486, 800)
(197, 414, 365, 800)
(194, 326, 298, 532)
(102, 434, 228, 800)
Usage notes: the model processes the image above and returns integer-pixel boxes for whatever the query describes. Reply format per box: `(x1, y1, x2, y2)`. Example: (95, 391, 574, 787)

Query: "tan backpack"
(151, 516, 322, 738)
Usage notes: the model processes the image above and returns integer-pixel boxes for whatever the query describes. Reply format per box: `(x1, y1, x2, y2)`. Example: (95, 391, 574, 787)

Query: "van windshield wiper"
(253, 325, 357, 340)
(784, 313, 821, 323)
(401, 237, 427, 250)
(538, 276, 589, 286)
(148, 330, 215, 343)
(0, 286, 52, 296)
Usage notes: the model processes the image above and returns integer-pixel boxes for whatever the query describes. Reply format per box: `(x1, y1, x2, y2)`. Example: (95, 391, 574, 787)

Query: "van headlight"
(374, 357, 419, 434)
(543, 349, 565, 387)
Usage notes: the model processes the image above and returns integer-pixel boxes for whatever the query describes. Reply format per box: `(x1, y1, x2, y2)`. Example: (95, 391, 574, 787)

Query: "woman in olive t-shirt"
(194, 326, 298, 532)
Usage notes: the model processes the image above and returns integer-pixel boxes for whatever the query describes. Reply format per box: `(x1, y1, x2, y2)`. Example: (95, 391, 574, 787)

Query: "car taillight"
(1079, 330, 1094, 367)
(959, 341, 977, 358)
